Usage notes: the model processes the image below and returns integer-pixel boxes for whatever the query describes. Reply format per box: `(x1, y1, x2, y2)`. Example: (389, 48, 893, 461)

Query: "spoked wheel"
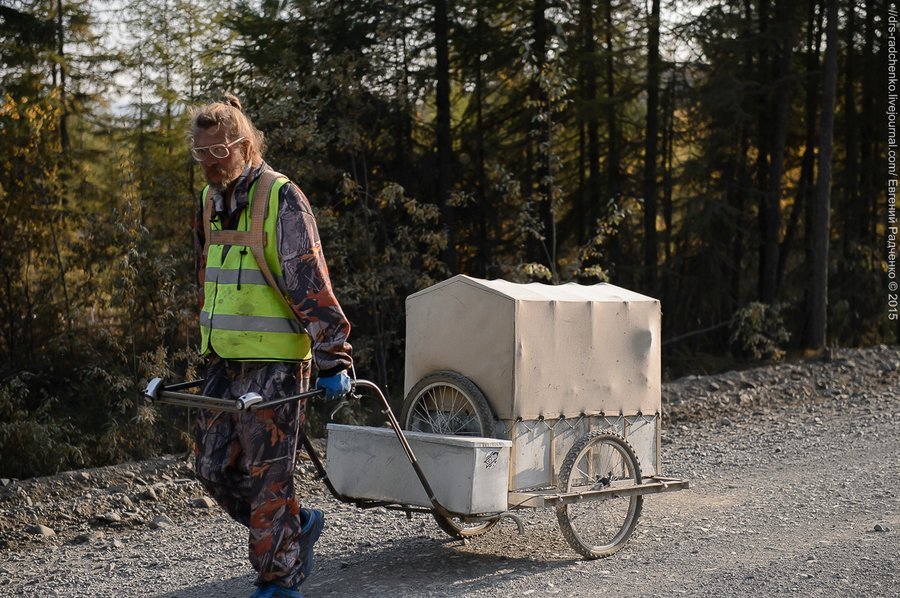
(401, 371, 496, 437)
(401, 371, 500, 538)
(556, 431, 643, 559)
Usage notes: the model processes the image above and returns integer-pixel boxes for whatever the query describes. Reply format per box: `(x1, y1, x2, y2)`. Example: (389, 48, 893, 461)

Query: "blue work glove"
(316, 371, 352, 400)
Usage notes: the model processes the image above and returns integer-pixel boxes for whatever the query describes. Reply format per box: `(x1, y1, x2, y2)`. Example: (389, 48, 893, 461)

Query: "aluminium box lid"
(326, 424, 512, 449)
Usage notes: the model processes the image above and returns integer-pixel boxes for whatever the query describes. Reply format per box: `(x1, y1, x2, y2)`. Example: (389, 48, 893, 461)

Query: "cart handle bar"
(143, 376, 458, 521)
(142, 377, 324, 412)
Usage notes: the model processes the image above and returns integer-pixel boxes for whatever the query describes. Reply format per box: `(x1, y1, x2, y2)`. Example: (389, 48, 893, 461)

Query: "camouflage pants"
(194, 357, 313, 588)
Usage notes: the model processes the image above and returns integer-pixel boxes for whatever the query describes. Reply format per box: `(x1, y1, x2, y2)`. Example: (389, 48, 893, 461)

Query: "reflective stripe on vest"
(199, 312, 302, 334)
(204, 267, 288, 289)
(199, 176, 312, 361)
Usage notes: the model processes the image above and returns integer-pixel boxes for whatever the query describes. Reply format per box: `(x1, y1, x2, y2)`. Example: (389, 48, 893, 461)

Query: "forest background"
(0, 0, 894, 478)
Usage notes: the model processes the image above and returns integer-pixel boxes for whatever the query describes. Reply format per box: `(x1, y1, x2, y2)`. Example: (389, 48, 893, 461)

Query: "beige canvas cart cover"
(404, 275, 661, 420)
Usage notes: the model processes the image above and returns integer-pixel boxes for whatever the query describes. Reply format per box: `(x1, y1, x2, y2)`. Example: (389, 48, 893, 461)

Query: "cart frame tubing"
(145, 378, 325, 412)
(143, 377, 459, 521)
(144, 377, 686, 519)
(508, 476, 690, 509)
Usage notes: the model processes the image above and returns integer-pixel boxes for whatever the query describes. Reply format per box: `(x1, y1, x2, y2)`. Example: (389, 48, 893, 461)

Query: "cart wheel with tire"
(555, 430, 644, 558)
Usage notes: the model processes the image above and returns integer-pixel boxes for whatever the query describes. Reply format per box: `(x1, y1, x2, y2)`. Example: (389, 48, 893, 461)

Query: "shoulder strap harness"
(202, 169, 296, 317)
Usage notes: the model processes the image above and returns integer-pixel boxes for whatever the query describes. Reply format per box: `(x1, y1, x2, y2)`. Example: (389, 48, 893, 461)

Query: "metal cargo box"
(404, 275, 661, 420)
(326, 424, 511, 514)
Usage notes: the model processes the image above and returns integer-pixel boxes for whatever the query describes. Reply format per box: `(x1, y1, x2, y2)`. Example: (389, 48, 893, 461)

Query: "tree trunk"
(728, 0, 755, 314)
(187, 10, 198, 207)
(56, 0, 69, 157)
(662, 72, 675, 303)
(603, 0, 621, 202)
(642, 0, 661, 294)
(396, 1, 414, 191)
(759, 0, 800, 304)
(842, 1, 859, 253)
(778, 0, 822, 289)
(580, 0, 600, 244)
(804, 0, 838, 353)
(530, 0, 555, 278)
(859, 0, 877, 244)
(752, 0, 773, 304)
(474, 1, 491, 276)
(434, 0, 457, 271)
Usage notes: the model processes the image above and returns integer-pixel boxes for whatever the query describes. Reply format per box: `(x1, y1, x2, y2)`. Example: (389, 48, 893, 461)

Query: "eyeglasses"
(190, 137, 246, 161)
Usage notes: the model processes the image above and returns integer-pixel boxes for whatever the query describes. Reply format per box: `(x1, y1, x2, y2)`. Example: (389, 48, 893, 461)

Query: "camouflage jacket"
(193, 162, 352, 375)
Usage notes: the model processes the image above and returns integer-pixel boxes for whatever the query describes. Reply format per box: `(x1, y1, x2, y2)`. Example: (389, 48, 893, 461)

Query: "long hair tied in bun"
(222, 92, 243, 112)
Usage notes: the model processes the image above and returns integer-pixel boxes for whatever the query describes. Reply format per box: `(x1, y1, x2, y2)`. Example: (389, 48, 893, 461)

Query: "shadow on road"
(308, 536, 577, 597)
(152, 534, 576, 598)
(154, 574, 254, 598)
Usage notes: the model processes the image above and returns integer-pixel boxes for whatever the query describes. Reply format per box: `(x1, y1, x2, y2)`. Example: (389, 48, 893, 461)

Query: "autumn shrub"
(729, 302, 791, 361)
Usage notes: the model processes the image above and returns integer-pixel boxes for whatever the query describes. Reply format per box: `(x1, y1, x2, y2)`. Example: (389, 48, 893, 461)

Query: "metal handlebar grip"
(235, 392, 264, 410)
(143, 377, 164, 402)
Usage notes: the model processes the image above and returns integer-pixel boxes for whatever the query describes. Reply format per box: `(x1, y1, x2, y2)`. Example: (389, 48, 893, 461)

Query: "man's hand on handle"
(316, 371, 352, 400)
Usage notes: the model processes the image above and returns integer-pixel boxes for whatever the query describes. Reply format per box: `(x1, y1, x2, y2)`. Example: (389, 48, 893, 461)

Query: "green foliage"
(0, 0, 891, 476)
(729, 302, 791, 361)
(0, 89, 65, 368)
(0, 1, 203, 477)
(318, 174, 450, 403)
(0, 143, 201, 477)
(0, 374, 83, 478)
(572, 198, 634, 282)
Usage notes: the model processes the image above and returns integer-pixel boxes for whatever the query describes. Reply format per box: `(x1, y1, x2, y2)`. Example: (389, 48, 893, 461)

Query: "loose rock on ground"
(1, 345, 898, 597)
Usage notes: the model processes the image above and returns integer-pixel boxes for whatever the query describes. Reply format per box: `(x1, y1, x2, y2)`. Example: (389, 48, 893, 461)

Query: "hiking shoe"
(249, 585, 276, 598)
(298, 508, 325, 581)
(250, 584, 303, 598)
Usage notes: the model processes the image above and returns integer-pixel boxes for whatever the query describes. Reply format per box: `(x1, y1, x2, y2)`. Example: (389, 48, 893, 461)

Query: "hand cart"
(144, 275, 689, 560)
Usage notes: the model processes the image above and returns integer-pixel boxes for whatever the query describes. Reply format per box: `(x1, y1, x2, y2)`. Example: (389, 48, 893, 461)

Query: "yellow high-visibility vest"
(199, 172, 312, 361)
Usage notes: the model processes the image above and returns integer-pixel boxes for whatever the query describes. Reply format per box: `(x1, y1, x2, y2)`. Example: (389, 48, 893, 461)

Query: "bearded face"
(191, 126, 249, 190)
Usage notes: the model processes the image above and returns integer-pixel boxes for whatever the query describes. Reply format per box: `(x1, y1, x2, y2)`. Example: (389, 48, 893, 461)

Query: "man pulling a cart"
(189, 94, 353, 598)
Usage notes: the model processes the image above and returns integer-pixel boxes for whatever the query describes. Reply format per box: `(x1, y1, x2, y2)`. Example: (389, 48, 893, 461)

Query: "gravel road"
(2, 345, 898, 597)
